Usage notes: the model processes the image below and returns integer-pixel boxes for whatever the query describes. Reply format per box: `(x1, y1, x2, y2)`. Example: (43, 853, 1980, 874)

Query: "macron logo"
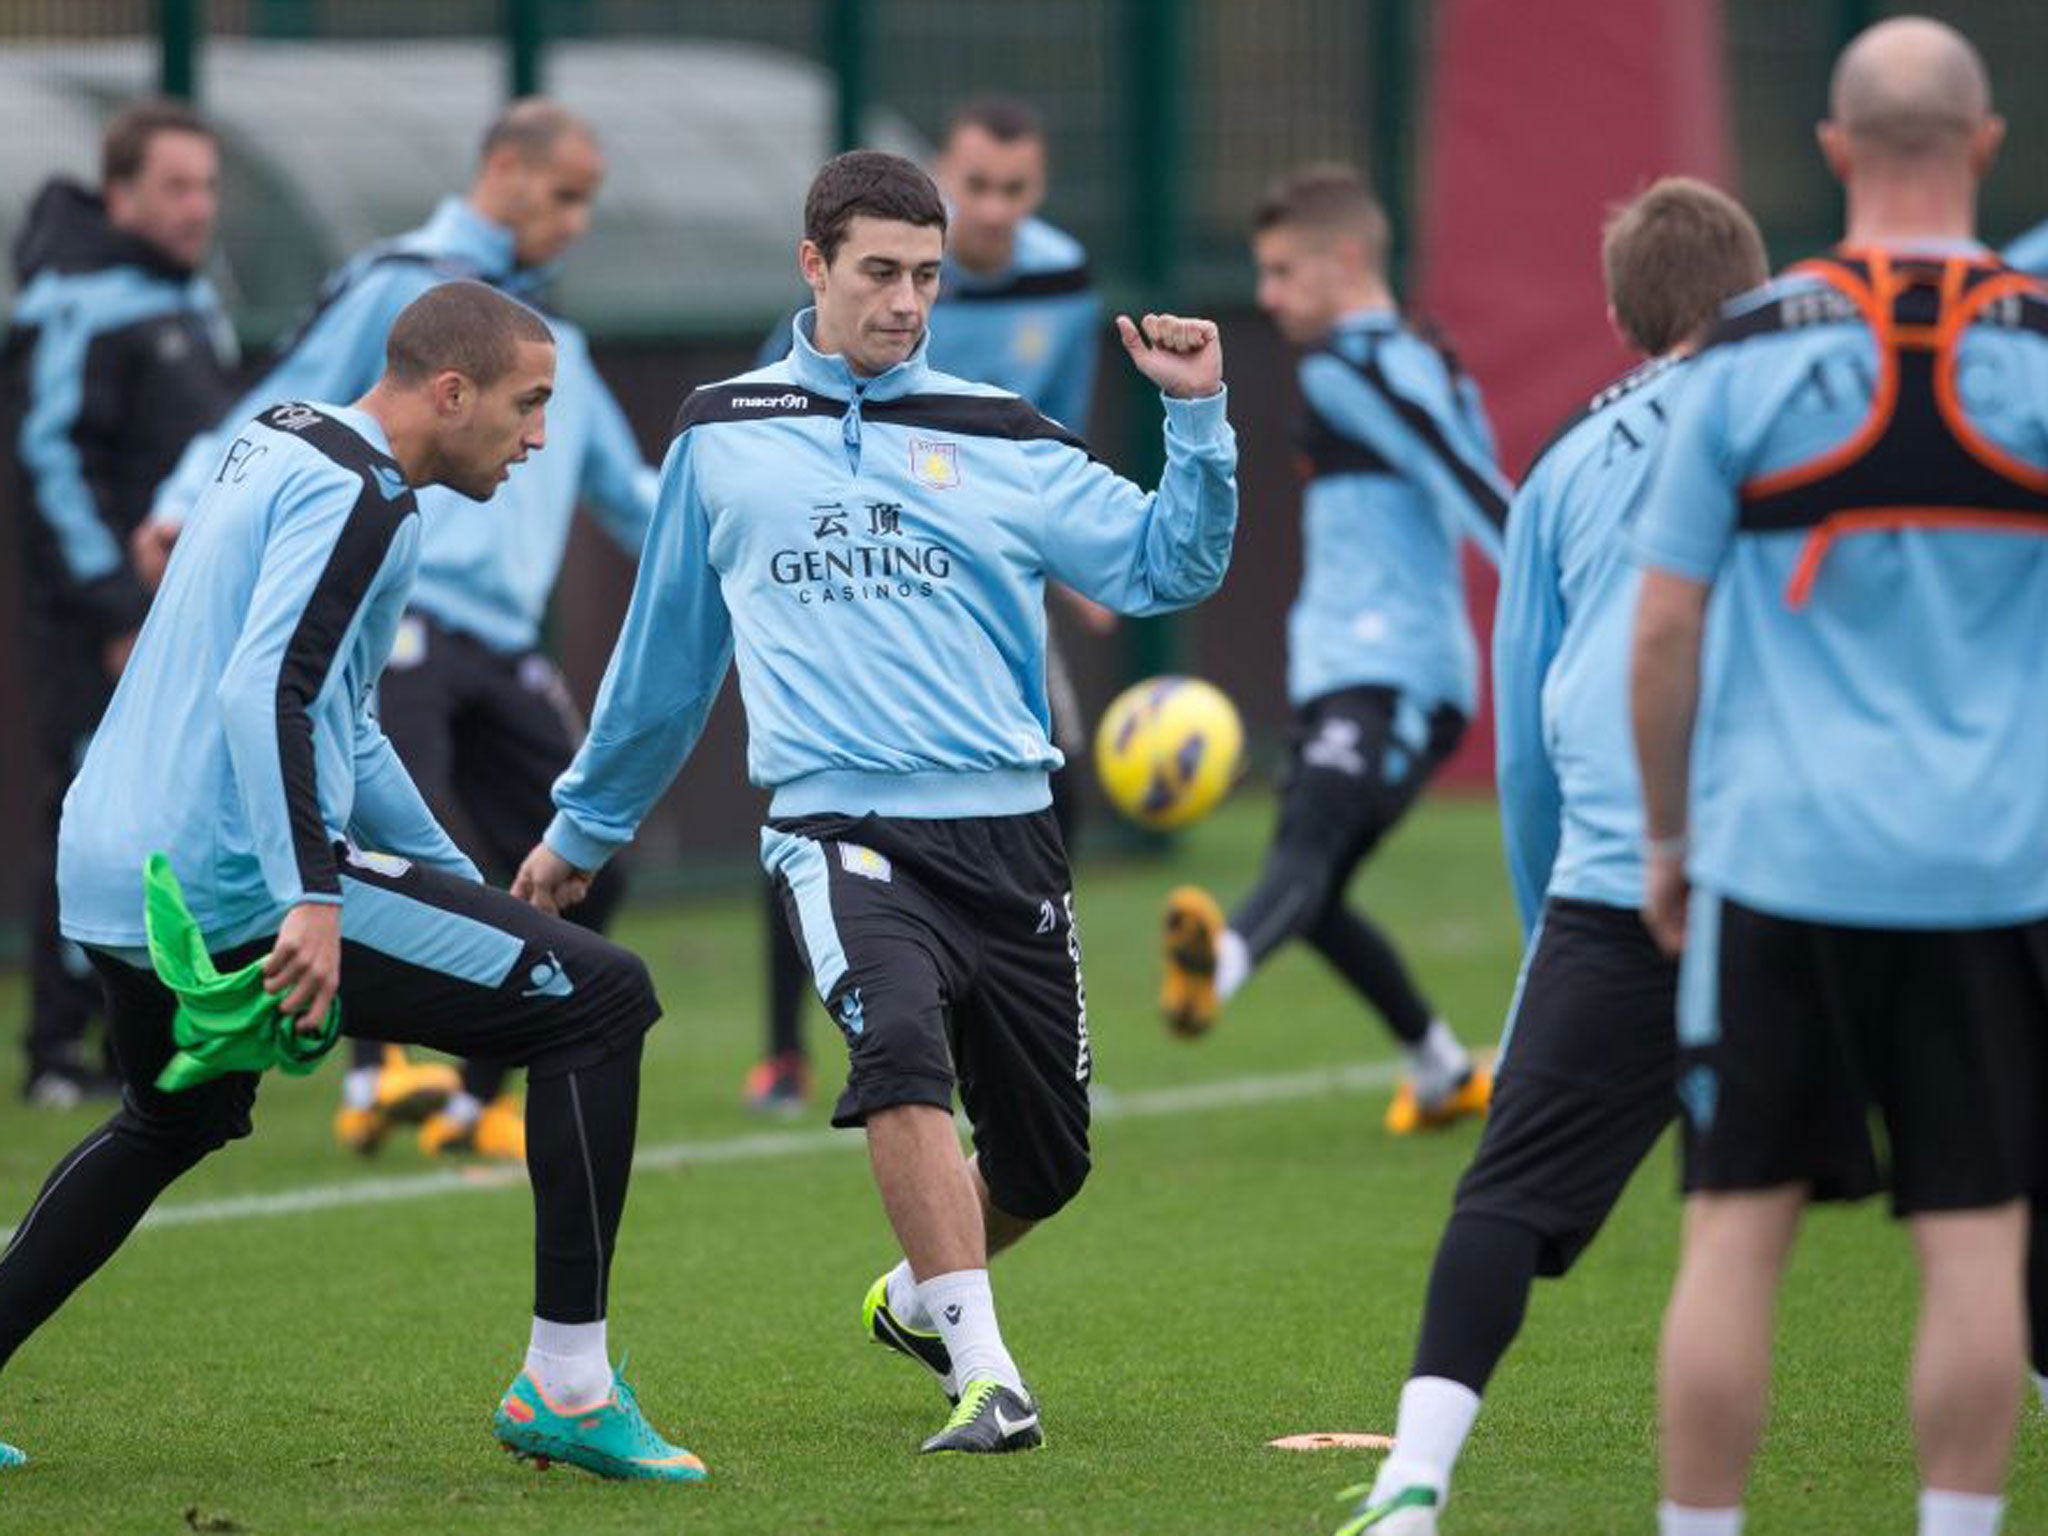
(730, 392, 810, 411)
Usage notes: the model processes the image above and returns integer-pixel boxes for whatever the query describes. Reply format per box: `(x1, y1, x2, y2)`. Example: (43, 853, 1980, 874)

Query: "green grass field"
(0, 792, 2040, 1535)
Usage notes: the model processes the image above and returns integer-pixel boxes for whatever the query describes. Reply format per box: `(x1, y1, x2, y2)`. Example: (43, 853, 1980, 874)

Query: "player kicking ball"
(0, 282, 700, 1482)
(1160, 164, 1511, 1133)
(516, 150, 1238, 1454)
(1334, 179, 1768, 1535)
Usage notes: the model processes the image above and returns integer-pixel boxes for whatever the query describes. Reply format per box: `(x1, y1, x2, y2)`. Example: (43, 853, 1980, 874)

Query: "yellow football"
(1093, 676, 1245, 831)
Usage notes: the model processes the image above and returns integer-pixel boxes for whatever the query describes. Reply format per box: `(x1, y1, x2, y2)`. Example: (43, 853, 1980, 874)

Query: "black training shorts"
(1453, 898, 1679, 1275)
(764, 809, 1092, 1222)
(1677, 892, 2048, 1215)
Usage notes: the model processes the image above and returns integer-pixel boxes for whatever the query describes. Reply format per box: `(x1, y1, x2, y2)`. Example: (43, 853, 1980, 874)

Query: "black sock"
(766, 882, 807, 1059)
(1306, 904, 1434, 1045)
(1411, 1212, 1544, 1393)
(525, 1039, 642, 1323)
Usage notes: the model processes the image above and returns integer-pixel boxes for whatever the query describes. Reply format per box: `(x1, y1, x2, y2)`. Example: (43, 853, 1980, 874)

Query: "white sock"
(917, 1269, 1023, 1395)
(524, 1317, 611, 1410)
(342, 1067, 379, 1111)
(885, 1259, 931, 1327)
(1658, 1504, 1743, 1536)
(1406, 1020, 1472, 1104)
(1370, 1376, 1480, 1500)
(442, 1091, 483, 1127)
(1920, 1490, 2006, 1536)
(1216, 929, 1250, 1002)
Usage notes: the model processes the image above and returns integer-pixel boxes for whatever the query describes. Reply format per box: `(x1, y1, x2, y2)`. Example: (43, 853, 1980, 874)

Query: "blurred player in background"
(0, 282, 700, 1481)
(1632, 19, 2047, 1536)
(144, 99, 657, 1161)
(1160, 164, 1509, 1132)
(1334, 179, 1768, 1536)
(517, 150, 1237, 1454)
(3, 101, 237, 1108)
(746, 94, 1110, 1114)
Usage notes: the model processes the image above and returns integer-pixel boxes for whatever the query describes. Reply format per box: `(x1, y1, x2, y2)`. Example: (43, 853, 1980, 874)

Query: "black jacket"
(4, 179, 237, 638)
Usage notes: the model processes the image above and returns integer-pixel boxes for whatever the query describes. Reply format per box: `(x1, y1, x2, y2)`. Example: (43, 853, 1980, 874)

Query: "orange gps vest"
(1723, 249, 2048, 607)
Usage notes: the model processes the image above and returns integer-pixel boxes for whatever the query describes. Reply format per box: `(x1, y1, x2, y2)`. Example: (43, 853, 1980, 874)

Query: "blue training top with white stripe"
(1288, 308, 1510, 714)
(1494, 355, 1686, 936)
(1633, 245, 2048, 927)
(544, 309, 1238, 870)
(60, 402, 477, 950)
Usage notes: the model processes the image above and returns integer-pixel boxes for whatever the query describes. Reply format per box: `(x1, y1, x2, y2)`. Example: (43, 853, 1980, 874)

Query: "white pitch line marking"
(0, 1059, 1405, 1242)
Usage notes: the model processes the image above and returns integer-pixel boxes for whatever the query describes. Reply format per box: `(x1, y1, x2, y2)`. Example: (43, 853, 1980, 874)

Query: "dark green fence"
(8, 1, 2046, 330)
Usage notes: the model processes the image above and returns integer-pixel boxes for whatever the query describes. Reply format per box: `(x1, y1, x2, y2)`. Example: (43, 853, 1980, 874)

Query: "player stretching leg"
(0, 285, 698, 1480)
(517, 151, 1237, 1454)
(1335, 180, 1768, 1535)
(144, 101, 661, 1163)
(1161, 165, 1511, 1132)
(1638, 20, 2048, 1535)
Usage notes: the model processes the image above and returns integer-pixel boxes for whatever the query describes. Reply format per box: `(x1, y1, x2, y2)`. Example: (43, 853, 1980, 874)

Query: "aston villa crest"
(910, 436, 961, 489)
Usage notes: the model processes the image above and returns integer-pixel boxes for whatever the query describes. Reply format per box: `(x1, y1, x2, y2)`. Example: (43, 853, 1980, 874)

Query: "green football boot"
(1333, 1481, 1440, 1535)
(492, 1367, 706, 1482)
(863, 1271, 958, 1402)
(919, 1377, 1043, 1455)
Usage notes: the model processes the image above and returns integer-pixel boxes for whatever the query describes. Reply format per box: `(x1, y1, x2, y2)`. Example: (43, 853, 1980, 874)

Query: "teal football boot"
(493, 1366, 705, 1482)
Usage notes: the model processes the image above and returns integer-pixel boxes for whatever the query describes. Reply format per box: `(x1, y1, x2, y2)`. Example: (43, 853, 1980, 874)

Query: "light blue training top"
(61, 402, 477, 951)
(1493, 355, 1685, 934)
(544, 310, 1238, 870)
(1633, 245, 2048, 927)
(1287, 308, 1510, 713)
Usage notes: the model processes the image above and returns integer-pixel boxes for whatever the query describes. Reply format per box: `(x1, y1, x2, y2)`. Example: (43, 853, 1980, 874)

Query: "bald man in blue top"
(1634, 20, 2048, 1535)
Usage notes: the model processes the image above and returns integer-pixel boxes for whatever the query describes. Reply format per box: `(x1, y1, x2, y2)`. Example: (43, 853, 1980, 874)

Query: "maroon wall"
(1416, 0, 1735, 785)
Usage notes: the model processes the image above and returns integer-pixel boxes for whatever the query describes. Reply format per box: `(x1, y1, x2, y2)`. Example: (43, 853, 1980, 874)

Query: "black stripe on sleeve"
(1297, 398, 1395, 481)
(670, 381, 1102, 462)
(939, 263, 1094, 304)
(1335, 347, 1510, 532)
(864, 391, 1098, 459)
(672, 384, 841, 434)
(256, 405, 417, 898)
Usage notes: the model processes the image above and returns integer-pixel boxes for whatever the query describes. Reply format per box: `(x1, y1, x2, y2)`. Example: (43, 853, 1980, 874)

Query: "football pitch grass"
(0, 792, 2041, 1535)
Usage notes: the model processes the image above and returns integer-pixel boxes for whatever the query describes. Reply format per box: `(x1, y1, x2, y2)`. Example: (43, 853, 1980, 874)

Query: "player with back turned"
(1632, 18, 2048, 1536)
(517, 150, 1238, 1455)
(1333, 178, 1768, 1536)
(1159, 164, 1510, 1132)
(0, 283, 700, 1482)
